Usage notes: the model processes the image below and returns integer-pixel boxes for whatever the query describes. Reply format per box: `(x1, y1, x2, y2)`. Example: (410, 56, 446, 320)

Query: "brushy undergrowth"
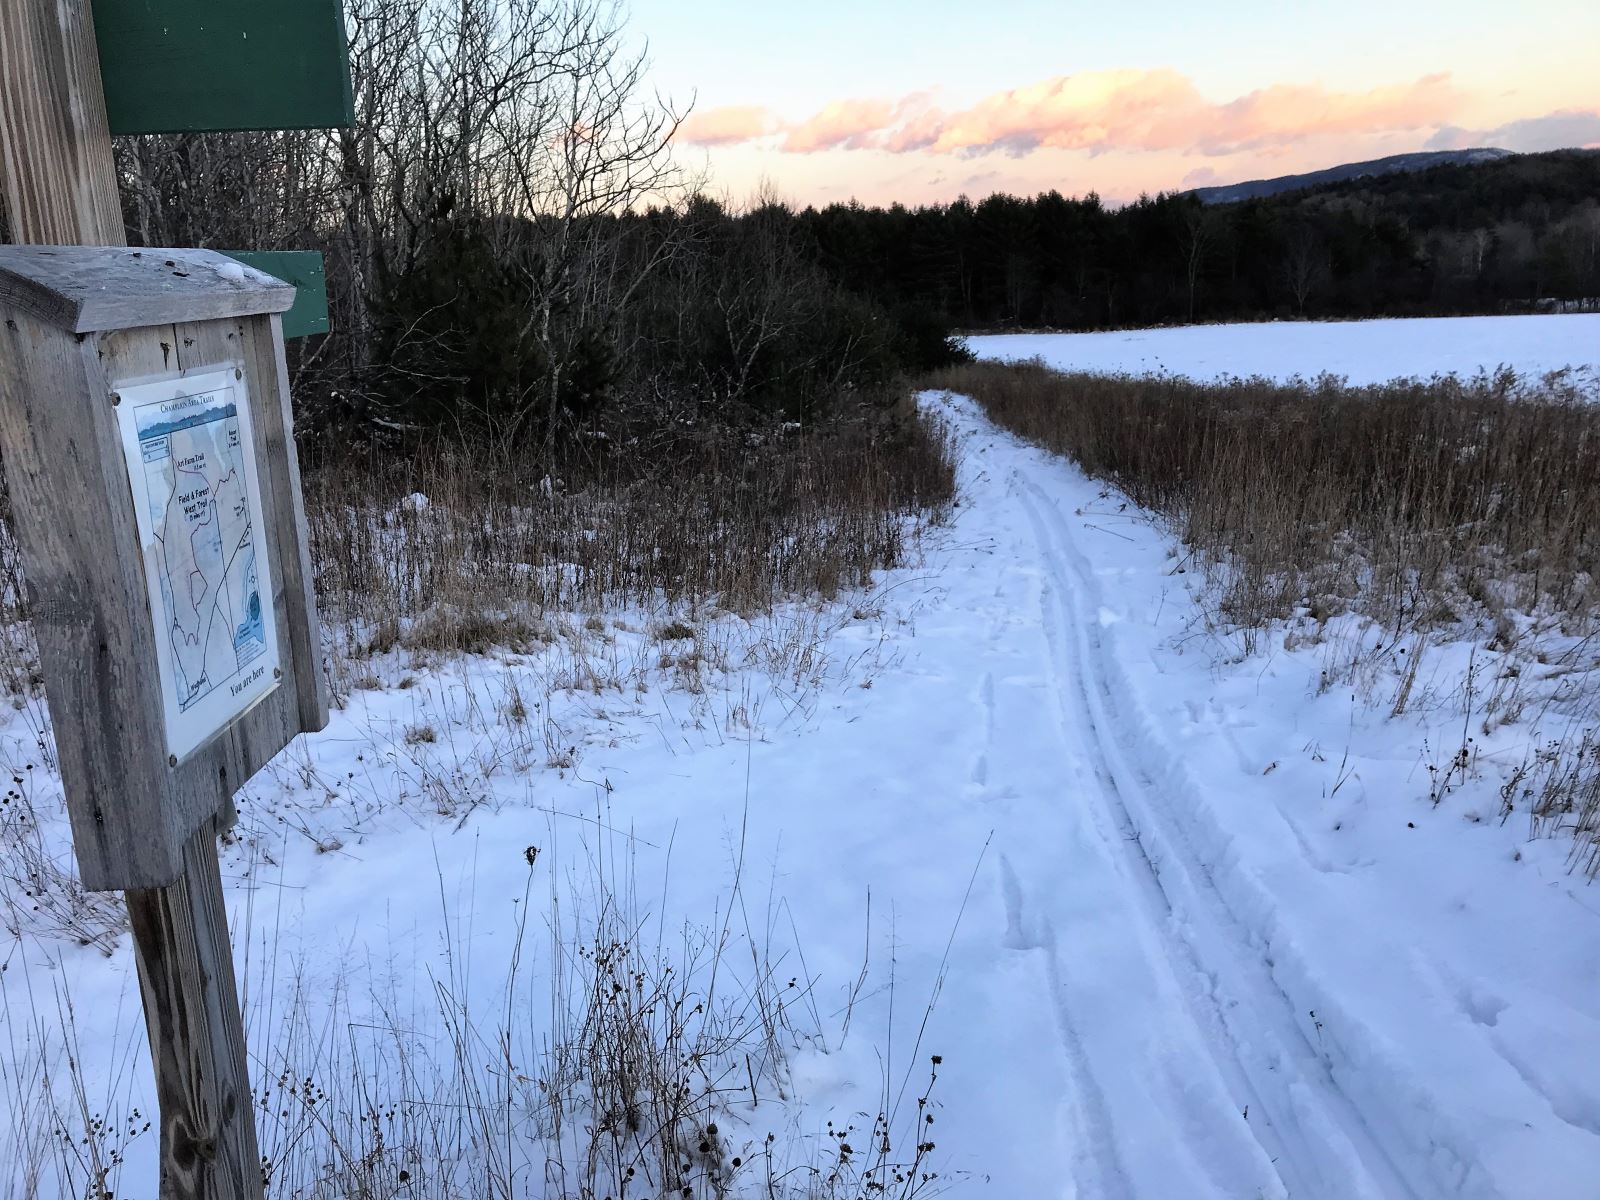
(0, 405, 958, 953)
(307, 409, 956, 696)
(934, 358, 1600, 873)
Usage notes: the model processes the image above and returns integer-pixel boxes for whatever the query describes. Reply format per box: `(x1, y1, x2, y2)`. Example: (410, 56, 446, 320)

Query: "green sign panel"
(95, 1, 353, 135)
(222, 251, 330, 339)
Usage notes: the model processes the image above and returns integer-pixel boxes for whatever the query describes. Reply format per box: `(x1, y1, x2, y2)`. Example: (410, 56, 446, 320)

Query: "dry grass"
(1520, 727, 1600, 877)
(307, 412, 955, 699)
(934, 358, 1600, 872)
(934, 359, 1600, 639)
(0, 405, 952, 948)
(11, 807, 955, 1200)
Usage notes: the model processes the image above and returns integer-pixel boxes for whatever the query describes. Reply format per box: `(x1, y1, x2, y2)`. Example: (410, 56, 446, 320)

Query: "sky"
(625, 0, 1600, 208)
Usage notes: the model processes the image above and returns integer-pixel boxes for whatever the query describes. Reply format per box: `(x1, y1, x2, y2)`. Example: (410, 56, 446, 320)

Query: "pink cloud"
(884, 104, 948, 153)
(698, 69, 1467, 160)
(927, 69, 1201, 156)
(678, 105, 773, 147)
(918, 70, 1457, 157)
(780, 98, 896, 153)
(1203, 75, 1456, 154)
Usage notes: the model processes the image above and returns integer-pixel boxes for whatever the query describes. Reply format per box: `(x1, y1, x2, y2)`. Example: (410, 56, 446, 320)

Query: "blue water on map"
(235, 588, 265, 661)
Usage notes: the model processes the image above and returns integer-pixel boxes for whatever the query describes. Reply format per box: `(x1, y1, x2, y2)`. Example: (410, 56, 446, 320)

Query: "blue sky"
(625, 0, 1600, 205)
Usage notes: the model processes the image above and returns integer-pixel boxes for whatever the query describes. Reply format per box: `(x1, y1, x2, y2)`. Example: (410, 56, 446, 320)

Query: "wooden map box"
(0, 245, 327, 890)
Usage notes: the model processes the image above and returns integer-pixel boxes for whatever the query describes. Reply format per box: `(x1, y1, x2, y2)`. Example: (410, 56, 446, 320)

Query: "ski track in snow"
(936, 384, 1600, 1198)
(1005, 469, 1407, 1199)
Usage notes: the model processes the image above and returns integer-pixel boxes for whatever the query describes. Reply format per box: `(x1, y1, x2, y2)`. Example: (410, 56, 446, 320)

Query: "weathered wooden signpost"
(0, 245, 328, 1194)
(0, 2, 348, 1196)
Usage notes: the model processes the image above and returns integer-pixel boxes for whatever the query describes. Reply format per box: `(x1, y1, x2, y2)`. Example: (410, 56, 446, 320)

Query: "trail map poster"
(115, 367, 281, 761)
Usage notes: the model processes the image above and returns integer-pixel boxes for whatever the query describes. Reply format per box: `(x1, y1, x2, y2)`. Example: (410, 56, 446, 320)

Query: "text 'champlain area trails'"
(4, 1, 1600, 1198)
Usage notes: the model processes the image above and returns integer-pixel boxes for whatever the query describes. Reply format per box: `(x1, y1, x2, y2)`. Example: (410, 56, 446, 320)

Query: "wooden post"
(126, 816, 262, 1200)
(0, 0, 124, 245)
(0, 6, 289, 1198)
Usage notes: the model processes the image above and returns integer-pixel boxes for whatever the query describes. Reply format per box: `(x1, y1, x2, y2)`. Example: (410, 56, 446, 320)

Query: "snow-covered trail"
(997, 469, 1402, 1198)
(939, 438, 1392, 1198)
(910, 390, 1600, 1197)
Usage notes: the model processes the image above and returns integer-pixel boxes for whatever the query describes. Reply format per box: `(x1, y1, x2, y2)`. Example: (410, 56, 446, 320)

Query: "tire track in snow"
(1012, 468, 1419, 1199)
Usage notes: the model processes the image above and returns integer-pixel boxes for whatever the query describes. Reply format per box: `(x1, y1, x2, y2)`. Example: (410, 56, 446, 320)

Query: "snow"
(969, 314, 1600, 386)
(209, 258, 274, 286)
(5, 353, 1600, 1194)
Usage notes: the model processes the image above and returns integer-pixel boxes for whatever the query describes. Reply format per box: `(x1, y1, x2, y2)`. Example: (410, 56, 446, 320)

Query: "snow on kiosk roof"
(0, 244, 295, 334)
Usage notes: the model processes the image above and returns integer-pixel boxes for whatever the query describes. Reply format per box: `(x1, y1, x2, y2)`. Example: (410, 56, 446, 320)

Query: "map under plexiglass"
(116, 367, 280, 762)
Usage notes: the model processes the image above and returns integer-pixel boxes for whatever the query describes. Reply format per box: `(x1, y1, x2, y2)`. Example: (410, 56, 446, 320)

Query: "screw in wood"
(235, 368, 243, 381)
(110, 392, 121, 406)
(168, 754, 178, 767)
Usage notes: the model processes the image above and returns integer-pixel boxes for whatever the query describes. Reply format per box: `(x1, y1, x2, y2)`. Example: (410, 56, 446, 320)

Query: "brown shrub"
(307, 409, 956, 687)
(933, 359, 1600, 637)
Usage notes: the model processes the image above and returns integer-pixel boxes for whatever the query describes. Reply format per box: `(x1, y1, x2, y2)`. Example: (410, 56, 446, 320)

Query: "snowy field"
(969, 313, 1600, 385)
(5, 322, 1600, 1197)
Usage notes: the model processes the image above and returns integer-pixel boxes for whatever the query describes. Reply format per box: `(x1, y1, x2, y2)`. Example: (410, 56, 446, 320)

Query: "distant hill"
(1191, 149, 1517, 204)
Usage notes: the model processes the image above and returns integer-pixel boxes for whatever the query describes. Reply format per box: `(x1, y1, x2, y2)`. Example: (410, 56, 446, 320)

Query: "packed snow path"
(910, 391, 1600, 1197)
(984, 463, 1402, 1198)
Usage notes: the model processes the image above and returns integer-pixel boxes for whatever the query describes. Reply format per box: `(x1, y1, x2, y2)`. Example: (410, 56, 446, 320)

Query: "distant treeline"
(783, 149, 1600, 331)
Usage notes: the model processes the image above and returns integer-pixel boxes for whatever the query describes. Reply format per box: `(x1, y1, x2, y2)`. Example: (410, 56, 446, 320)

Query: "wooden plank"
(0, 245, 295, 334)
(0, 275, 320, 890)
(250, 314, 330, 735)
(0, 0, 124, 245)
(94, 0, 353, 135)
(0, 316, 313, 891)
(0, 317, 187, 886)
(126, 814, 263, 1200)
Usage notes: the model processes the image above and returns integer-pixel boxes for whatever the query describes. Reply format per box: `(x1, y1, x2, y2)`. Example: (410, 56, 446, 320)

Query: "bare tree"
(1281, 223, 1328, 316)
(114, 0, 693, 445)
(1180, 204, 1219, 323)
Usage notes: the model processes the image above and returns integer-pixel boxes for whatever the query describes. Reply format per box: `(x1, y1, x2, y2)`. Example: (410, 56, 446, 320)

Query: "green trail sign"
(223, 251, 330, 339)
(94, 0, 354, 135)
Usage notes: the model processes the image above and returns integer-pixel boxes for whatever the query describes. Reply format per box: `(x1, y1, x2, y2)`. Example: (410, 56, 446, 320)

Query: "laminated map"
(116, 367, 280, 762)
